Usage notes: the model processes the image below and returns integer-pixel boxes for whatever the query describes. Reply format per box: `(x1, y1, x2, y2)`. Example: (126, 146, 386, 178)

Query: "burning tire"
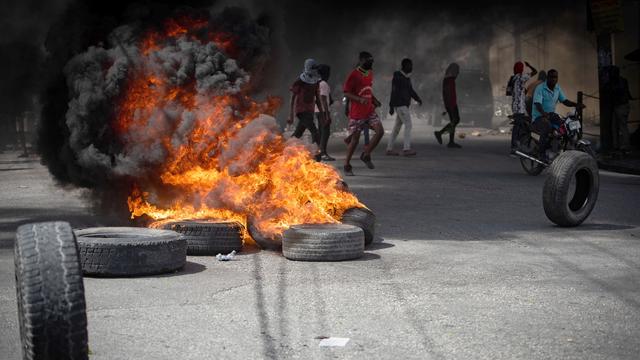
(543, 151, 599, 227)
(340, 207, 376, 246)
(282, 223, 364, 261)
(14, 222, 88, 360)
(247, 220, 282, 251)
(163, 220, 243, 255)
(75, 227, 186, 276)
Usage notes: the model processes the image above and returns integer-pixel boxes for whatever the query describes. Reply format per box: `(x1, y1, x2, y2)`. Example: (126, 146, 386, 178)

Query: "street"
(1, 122, 639, 360)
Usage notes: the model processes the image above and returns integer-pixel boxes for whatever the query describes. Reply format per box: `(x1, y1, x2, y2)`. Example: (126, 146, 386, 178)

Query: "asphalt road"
(1, 122, 639, 359)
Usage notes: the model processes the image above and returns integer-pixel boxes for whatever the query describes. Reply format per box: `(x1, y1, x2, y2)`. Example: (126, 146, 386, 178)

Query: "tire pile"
(13, 204, 376, 358)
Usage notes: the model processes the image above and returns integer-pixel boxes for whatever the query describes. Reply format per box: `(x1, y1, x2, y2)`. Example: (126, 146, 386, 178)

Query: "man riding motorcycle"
(531, 69, 585, 162)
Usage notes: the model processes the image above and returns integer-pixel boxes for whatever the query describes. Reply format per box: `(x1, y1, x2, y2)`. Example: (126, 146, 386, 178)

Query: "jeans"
(439, 106, 460, 143)
(511, 113, 528, 149)
(532, 113, 562, 156)
(386, 106, 413, 151)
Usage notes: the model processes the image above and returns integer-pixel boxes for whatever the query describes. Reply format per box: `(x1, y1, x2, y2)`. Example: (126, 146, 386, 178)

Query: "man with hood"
(288, 58, 326, 160)
(386, 58, 422, 157)
(342, 51, 384, 176)
(435, 63, 462, 148)
(509, 61, 537, 155)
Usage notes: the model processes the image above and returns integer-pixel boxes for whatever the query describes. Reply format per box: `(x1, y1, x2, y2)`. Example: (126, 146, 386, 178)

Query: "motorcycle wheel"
(519, 137, 544, 176)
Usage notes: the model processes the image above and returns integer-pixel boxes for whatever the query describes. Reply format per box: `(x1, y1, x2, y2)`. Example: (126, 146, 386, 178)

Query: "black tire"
(340, 207, 376, 246)
(163, 221, 243, 255)
(14, 222, 88, 360)
(282, 223, 364, 261)
(520, 137, 544, 176)
(543, 150, 599, 227)
(75, 227, 186, 277)
(247, 220, 282, 251)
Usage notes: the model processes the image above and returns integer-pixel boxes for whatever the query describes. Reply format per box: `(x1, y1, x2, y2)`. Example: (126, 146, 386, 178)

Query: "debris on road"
(216, 250, 236, 261)
(319, 337, 350, 347)
(471, 131, 482, 137)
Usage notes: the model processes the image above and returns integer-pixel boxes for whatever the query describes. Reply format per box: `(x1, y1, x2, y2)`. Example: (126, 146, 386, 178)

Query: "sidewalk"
(598, 150, 640, 175)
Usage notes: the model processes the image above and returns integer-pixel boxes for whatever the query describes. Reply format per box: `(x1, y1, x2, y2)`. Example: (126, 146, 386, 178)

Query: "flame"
(120, 17, 363, 243)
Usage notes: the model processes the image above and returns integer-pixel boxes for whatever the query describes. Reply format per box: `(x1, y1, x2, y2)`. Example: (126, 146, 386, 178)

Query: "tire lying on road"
(247, 219, 282, 251)
(543, 150, 599, 227)
(163, 220, 243, 255)
(14, 222, 88, 360)
(75, 227, 186, 276)
(340, 207, 376, 246)
(282, 223, 364, 261)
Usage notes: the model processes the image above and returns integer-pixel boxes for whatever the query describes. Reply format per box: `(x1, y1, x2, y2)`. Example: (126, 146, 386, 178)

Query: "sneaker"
(509, 148, 518, 158)
(434, 131, 443, 145)
(447, 142, 462, 148)
(343, 164, 354, 176)
(360, 152, 375, 169)
(386, 150, 400, 156)
(321, 154, 336, 161)
(314, 153, 322, 162)
(402, 149, 417, 157)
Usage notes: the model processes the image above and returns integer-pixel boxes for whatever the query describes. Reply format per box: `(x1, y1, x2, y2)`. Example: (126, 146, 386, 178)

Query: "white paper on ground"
(318, 337, 350, 347)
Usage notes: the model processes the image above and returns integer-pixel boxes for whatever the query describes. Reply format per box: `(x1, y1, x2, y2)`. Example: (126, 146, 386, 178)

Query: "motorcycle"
(514, 111, 595, 176)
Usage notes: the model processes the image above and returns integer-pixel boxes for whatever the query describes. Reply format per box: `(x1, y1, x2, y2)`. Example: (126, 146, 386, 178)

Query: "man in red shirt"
(434, 62, 462, 148)
(342, 51, 383, 176)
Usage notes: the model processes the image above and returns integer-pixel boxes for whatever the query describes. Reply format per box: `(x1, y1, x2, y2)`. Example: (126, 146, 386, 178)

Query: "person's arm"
(288, 93, 296, 124)
(525, 61, 537, 77)
(410, 83, 423, 105)
(321, 94, 331, 123)
(344, 92, 367, 104)
(314, 85, 327, 124)
(534, 102, 547, 118)
(372, 94, 381, 108)
(561, 99, 585, 109)
(389, 73, 398, 114)
(533, 85, 546, 117)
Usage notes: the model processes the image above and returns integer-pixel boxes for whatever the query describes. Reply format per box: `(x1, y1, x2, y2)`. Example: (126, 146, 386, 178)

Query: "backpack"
(506, 75, 515, 97)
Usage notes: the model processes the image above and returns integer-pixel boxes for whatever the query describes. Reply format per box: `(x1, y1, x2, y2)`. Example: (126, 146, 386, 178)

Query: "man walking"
(386, 58, 422, 157)
(315, 64, 335, 161)
(342, 51, 384, 176)
(288, 58, 325, 160)
(435, 63, 462, 148)
(509, 61, 537, 155)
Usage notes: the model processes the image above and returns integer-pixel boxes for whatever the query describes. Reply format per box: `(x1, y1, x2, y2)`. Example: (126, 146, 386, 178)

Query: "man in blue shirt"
(531, 69, 584, 161)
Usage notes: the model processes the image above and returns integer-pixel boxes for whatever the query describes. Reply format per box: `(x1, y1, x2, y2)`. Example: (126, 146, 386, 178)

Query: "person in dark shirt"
(288, 58, 325, 161)
(610, 66, 635, 151)
(386, 58, 422, 157)
(434, 63, 462, 148)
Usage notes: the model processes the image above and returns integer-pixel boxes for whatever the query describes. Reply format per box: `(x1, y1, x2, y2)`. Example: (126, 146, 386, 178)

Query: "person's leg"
(386, 109, 402, 152)
(511, 113, 525, 152)
(363, 124, 370, 145)
(344, 130, 361, 175)
(292, 112, 307, 138)
(364, 118, 384, 155)
(447, 106, 461, 147)
(400, 107, 413, 151)
(532, 117, 551, 159)
(617, 104, 631, 151)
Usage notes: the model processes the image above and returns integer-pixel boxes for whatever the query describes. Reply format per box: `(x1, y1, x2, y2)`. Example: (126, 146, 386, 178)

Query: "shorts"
(348, 112, 381, 135)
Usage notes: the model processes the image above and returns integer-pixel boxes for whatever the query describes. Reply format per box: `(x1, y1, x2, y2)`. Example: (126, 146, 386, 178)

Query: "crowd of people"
(288, 51, 636, 176)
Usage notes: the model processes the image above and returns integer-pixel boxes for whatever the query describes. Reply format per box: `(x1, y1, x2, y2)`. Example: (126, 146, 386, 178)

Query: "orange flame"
(121, 17, 363, 243)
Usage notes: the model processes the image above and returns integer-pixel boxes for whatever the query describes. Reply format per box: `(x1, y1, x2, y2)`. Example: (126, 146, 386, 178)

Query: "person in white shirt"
(315, 64, 335, 161)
